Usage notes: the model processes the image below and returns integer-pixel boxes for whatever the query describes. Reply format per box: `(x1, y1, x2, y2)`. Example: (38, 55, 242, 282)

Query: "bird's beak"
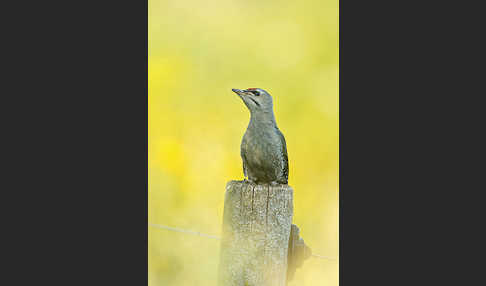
(232, 88, 260, 109)
(232, 88, 245, 96)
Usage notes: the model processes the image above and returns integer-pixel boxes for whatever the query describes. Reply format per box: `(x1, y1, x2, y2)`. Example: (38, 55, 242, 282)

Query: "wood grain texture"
(218, 180, 293, 286)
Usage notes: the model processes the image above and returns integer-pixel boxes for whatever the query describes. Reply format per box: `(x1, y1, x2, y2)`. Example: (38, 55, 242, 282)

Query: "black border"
(5, 1, 148, 284)
(340, 1, 483, 285)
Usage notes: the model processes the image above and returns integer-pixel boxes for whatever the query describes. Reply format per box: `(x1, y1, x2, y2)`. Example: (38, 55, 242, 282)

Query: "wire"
(149, 223, 221, 240)
(149, 223, 336, 261)
(311, 254, 337, 261)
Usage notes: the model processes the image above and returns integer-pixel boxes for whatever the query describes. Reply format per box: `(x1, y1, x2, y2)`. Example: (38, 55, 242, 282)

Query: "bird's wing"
(241, 136, 248, 178)
(276, 128, 289, 181)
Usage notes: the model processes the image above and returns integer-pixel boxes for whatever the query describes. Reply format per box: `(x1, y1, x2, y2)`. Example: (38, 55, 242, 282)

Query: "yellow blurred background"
(149, 0, 338, 285)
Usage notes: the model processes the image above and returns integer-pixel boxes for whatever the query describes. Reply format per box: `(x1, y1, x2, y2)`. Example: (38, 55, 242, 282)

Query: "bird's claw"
(244, 178, 256, 184)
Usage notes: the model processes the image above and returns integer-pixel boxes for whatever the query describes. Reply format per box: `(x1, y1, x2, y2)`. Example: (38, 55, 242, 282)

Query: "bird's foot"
(244, 178, 256, 185)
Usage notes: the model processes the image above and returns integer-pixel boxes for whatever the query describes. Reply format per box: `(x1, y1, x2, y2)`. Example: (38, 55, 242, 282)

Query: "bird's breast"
(243, 129, 281, 163)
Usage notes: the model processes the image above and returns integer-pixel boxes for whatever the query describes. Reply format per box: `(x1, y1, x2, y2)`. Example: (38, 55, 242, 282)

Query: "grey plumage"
(232, 88, 289, 185)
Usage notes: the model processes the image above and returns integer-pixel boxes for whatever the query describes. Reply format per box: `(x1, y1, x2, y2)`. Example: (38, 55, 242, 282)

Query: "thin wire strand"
(149, 223, 336, 261)
(149, 223, 221, 240)
(312, 254, 337, 261)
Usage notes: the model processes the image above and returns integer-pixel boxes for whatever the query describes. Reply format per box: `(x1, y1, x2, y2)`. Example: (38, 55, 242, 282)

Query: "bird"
(231, 88, 289, 185)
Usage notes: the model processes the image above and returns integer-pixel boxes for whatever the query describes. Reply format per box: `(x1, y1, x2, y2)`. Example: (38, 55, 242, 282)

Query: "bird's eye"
(249, 90, 260, 96)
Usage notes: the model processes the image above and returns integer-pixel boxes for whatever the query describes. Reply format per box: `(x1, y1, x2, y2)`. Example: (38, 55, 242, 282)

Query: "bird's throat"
(249, 110, 277, 129)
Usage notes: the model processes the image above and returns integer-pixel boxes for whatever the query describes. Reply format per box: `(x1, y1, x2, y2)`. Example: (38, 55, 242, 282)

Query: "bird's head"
(231, 88, 274, 113)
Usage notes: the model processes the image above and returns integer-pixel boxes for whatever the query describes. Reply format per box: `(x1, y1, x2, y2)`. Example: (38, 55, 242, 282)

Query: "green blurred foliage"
(149, 0, 338, 285)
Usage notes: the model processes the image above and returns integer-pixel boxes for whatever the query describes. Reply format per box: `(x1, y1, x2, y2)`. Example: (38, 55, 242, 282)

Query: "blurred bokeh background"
(149, 0, 338, 285)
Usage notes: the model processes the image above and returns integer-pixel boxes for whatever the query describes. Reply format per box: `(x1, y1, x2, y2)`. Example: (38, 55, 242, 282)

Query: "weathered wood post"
(218, 180, 293, 286)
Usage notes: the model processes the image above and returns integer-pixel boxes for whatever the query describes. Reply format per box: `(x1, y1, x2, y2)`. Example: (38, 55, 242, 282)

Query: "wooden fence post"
(218, 180, 294, 286)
